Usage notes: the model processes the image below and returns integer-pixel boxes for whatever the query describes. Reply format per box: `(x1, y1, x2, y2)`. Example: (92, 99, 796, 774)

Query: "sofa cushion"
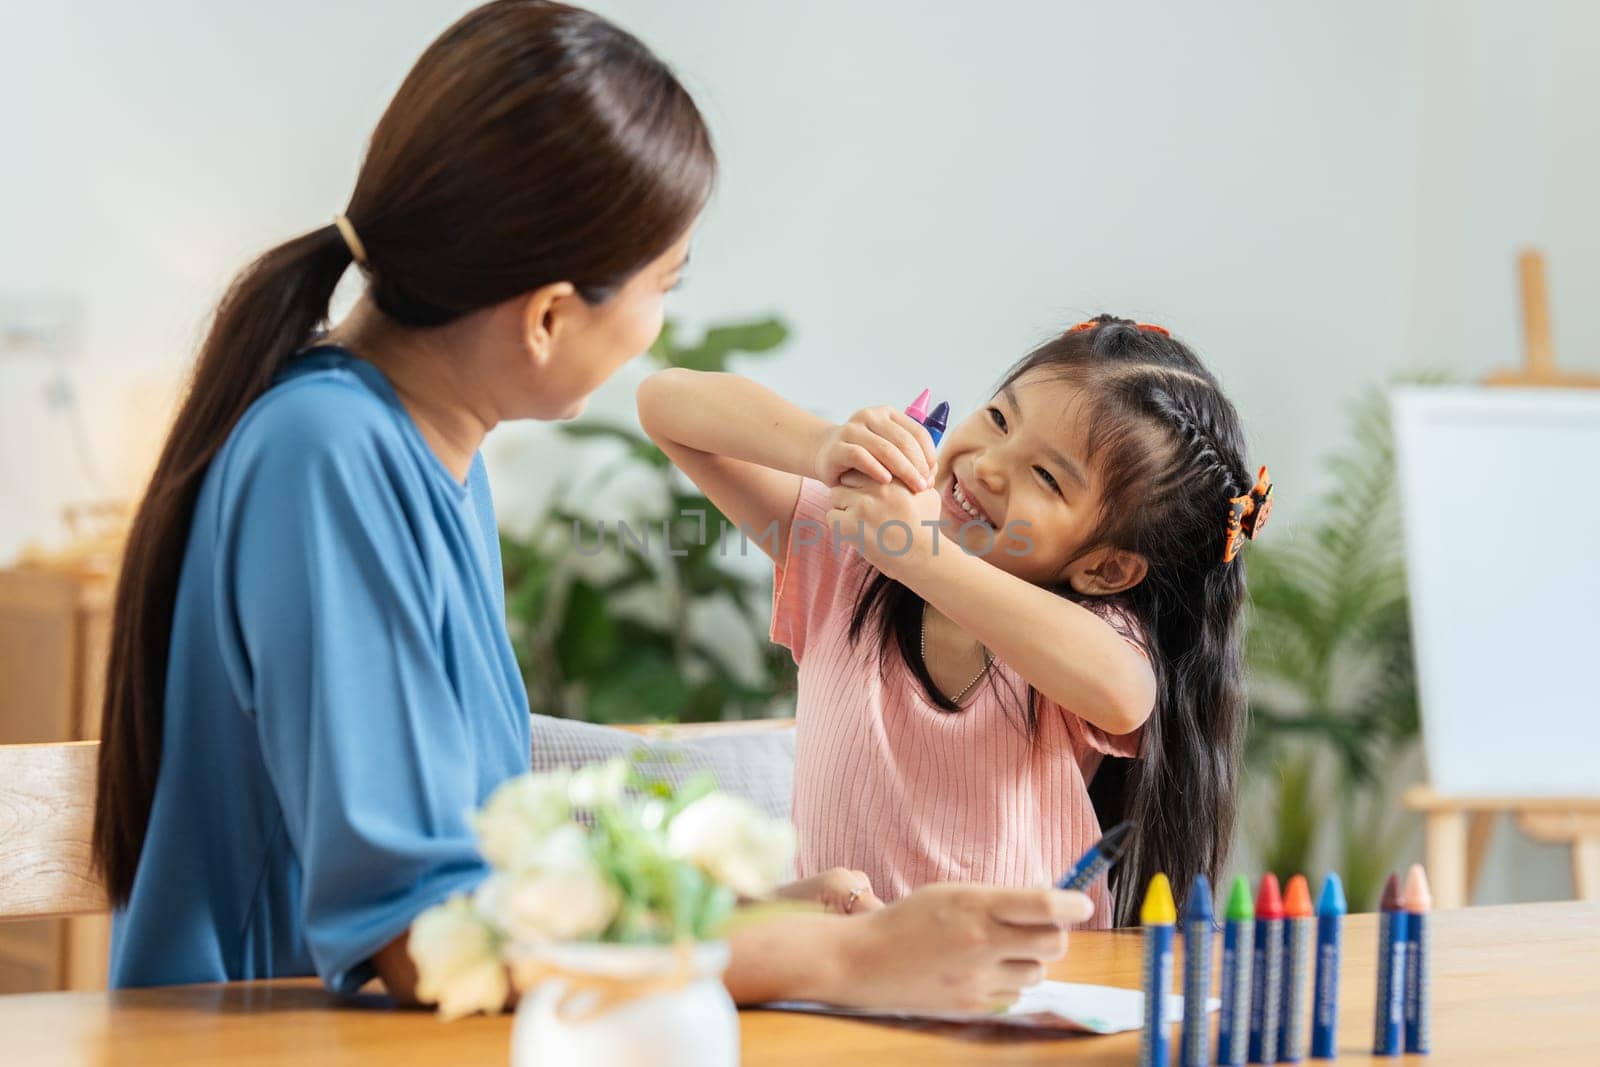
(528, 714, 796, 822)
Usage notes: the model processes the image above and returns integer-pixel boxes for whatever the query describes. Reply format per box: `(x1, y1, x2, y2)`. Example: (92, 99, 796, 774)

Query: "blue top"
(109, 348, 531, 992)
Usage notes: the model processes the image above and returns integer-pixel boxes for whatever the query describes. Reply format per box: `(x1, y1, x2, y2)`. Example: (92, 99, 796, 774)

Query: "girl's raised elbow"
(635, 369, 681, 437)
(1106, 663, 1157, 737)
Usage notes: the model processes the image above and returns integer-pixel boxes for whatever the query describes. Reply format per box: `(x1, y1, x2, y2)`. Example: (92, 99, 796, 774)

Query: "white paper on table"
(764, 980, 1220, 1035)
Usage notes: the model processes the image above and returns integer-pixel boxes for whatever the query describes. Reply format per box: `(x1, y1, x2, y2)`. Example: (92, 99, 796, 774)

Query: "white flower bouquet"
(408, 759, 796, 1020)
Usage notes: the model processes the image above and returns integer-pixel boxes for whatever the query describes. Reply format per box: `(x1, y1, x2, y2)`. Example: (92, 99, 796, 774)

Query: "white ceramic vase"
(510, 941, 737, 1067)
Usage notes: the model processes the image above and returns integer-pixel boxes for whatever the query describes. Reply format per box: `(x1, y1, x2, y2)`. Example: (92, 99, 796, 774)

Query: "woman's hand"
(840, 884, 1092, 1013)
(773, 867, 884, 916)
(721, 882, 1092, 1011)
(825, 471, 945, 582)
(815, 407, 937, 491)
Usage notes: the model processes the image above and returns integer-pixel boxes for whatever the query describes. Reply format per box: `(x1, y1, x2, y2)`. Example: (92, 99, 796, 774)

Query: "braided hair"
(849, 314, 1252, 925)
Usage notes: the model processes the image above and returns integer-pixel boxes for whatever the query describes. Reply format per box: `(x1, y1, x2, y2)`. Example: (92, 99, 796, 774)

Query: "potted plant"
(407, 758, 795, 1067)
(498, 315, 798, 728)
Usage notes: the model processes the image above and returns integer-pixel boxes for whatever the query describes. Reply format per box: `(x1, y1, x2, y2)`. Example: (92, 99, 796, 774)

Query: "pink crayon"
(904, 388, 931, 423)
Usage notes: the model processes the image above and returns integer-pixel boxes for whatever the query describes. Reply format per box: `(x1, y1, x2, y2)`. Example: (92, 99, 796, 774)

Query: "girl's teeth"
(953, 481, 992, 526)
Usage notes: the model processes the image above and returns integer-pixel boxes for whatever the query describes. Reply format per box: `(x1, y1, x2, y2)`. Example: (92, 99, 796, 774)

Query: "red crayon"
(1249, 873, 1285, 1063)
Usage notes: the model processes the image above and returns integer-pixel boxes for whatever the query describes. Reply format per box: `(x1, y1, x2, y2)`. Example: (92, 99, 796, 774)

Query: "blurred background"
(3, 0, 1597, 981)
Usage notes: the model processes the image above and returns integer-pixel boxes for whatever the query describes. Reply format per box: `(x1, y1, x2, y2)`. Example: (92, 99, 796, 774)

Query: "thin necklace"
(920, 604, 993, 705)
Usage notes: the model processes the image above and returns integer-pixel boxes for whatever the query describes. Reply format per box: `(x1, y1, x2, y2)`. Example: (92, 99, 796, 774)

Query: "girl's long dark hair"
(93, 0, 716, 906)
(851, 315, 1252, 925)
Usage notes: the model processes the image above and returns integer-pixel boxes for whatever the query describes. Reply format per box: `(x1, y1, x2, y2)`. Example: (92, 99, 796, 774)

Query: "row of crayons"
(1136, 865, 1434, 1065)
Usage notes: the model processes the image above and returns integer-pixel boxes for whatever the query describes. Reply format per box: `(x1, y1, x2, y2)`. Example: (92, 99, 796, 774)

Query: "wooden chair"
(0, 741, 110, 990)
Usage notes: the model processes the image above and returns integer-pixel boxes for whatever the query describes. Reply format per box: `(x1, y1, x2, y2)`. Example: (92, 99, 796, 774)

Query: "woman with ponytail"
(98, 1, 1090, 1012)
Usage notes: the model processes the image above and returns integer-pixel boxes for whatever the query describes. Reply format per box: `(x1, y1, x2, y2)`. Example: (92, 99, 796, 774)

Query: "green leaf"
(658, 318, 790, 373)
(583, 650, 692, 723)
(555, 581, 621, 678)
(558, 421, 671, 468)
(694, 885, 738, 941)
(1259, 753, 1320, 878)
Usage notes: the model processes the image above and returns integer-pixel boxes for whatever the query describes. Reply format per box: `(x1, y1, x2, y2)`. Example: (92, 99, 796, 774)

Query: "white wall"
(3, 0, 1593, 902)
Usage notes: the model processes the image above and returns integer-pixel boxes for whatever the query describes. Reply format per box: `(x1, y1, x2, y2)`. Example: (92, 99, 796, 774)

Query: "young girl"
(639, 316, 1269, 925)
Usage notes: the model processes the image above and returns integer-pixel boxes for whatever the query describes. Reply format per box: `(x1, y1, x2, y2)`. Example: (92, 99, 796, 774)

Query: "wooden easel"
(1484, 249, 1600, 387)
(1404, 250, 1600, 909)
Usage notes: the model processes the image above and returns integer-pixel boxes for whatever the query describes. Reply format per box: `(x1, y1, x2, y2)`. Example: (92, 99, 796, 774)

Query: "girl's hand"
(843, 884, 1093, 1013)
(773, 868, 883, 916)
(815, 407, 937, 491)
(825, 471, 944, 581)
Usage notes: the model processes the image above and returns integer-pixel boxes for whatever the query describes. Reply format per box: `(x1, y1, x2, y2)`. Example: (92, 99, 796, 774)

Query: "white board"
(1392, 386, 1600, 796)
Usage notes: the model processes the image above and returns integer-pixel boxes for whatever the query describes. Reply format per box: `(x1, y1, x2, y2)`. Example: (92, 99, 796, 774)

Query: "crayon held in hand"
(1056, 821, 1132, 892)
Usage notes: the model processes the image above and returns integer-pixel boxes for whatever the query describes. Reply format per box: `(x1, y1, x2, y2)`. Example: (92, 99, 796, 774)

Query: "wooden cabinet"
(0, 566, 113, 992)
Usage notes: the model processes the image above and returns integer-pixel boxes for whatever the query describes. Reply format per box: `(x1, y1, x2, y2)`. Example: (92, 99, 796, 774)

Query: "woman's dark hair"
(94, 0, 715, 906)
(850, 314, 1251, 925)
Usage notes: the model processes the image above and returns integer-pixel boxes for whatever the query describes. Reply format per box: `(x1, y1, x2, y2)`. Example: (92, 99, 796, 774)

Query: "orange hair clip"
(1068, 319, 1171, 336)
(1222, 465, 1273, 564)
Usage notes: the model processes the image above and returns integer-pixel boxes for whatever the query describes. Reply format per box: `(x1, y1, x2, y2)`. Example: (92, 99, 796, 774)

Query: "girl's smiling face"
(935, 371, 1149, 594)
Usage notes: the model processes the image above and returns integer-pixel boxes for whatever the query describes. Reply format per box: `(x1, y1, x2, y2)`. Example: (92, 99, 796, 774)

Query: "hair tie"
(1067, 319, 1171, 336)
(1222, 465, 1273, 564)
(333, 213, 369, 269)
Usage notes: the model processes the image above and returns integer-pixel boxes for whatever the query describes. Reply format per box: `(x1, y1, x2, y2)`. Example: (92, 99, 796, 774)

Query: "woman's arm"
(723, 884, 1093, 1012)
(373, 934, 421, 1004)
(636, 370, 934, 562)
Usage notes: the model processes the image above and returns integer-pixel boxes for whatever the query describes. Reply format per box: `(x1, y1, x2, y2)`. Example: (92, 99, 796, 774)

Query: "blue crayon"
(1216, 876, 1254, 1066)
(1310, 874, 1346, 1059)
(1056, 821, 1133, 891)
(1373, 873, 1407, 1056)
(1402, 865, 1432, 1055)
(1248, 874, 1284, 1064)
(1182, 874, 1215, 1067)
(1141, 874, 1178, 1067)
(923, 401, 950, 445)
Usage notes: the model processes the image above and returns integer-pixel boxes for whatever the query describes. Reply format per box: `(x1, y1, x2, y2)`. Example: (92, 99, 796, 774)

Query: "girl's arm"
(922, 547, 1157, 736)
(636, 369, 935, 562)
(825, 476, 1157, 736)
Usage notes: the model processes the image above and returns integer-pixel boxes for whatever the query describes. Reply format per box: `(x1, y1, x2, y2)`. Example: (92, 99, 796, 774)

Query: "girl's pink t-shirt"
(770, 479, 1144, 928)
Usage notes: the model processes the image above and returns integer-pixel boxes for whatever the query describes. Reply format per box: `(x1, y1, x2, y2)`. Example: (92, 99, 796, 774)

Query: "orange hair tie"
(1068, 319, 1171, 336)
(1222, 465, 1273, 564)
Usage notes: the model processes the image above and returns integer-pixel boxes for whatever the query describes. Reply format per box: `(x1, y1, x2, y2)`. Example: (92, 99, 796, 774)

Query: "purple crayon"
(923, 401, 950, 445)
(1373, 873, 1407, 1056)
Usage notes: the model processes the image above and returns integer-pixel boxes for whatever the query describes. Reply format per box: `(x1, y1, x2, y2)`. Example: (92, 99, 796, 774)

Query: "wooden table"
(5, 902, 1596, 1065)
